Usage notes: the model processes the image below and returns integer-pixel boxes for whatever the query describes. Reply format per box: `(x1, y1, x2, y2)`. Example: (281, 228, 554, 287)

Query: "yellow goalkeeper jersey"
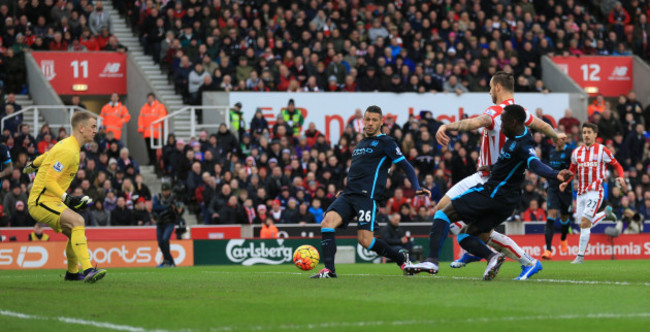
(28, 135, 81, 205)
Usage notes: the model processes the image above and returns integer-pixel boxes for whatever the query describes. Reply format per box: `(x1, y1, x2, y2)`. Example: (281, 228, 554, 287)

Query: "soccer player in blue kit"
(406, 104, 572, 280)
(311, 106, 431, 278)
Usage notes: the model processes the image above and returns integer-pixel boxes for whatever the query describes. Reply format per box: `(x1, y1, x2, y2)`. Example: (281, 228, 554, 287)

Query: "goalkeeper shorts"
(28, 202, 66, 233)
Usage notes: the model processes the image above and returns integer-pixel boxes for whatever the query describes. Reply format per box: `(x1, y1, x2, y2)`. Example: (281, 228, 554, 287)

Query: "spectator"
(624, 123, 647, 166)
(28, 223, 49, 241)
(100, 93, 130, 140)
(380, 213, 413, 255)
(37, 132, 57, 154)
(110, 196, 132, 226)
(559, 109, 581, 134)
(260, 216, 279, 238)
(442, 75, 468, 95)
(292, 202, 316, 224)
(3, 105, 22, 136)
(188, 63, 210, 105)
(308, 198, 324, 224)
(598, 108, 622, 142)
(281, 99, 304, 137)
(88, 1, 112, 35)
(588, 95, 606, 117)
(138, 93, 168, 166)
(608, 1, 630, 40)
(522, 200, 546, 221)
(69, 95, 87, 110)
(3, 182, 27, 222)
(229, 102, 246, 141)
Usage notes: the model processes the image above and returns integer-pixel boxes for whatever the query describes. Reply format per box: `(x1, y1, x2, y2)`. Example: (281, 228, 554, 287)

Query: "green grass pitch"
(1, 260, 649, 331)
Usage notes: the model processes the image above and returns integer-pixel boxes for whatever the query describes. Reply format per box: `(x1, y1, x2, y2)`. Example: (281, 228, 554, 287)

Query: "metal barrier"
(1, 106, 102, 138)
(149, 106, 229, 149)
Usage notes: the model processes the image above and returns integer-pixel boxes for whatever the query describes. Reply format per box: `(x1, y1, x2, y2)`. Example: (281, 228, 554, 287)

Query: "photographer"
(152, 182, 184, 267)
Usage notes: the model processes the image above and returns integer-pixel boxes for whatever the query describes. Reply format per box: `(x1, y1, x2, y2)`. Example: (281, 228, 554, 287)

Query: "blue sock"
(426, 211, 450, 263)
(368, 238, 405, 266)
(458, 235, 493, 260)
(560, 216, 570, 240)
(321, 228, 336, 272)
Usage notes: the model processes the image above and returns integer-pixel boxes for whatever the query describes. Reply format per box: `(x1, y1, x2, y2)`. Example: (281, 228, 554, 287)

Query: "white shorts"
(576, 190, 605, 225)
(445, 172, 489, 199)
(445, 172, 488, 235)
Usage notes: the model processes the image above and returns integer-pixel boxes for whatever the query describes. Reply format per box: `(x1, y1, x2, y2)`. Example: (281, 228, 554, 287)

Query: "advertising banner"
(220, 92, 571, 143)
(193, 237, 452, 265)
(32, 51, 127, 95)
(251, 222, 434, 238)
(189, 225, 242, 239)
(0, 240, 194, 269)
(1, 227, 159, 242)
(551, 56, 633, 97)
(452, 234, 650, 261)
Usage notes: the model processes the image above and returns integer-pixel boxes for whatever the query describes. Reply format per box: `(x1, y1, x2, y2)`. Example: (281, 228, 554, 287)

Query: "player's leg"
(157, 223, 176, 267)
(559, 193, 573, 254)
(460, 225, 506, 281)
(544, 208, 558, 259)
(487, 231, 536, 267)
(312, 198, 345, 278)
(62, 229, 83, 281)
(60, 208, 106, 282)
(357, 229, 408, 267)
(573, 193, 591, 264)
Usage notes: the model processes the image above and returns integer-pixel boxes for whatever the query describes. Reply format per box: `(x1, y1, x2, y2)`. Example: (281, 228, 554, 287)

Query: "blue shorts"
(547, 188, 572, 215)
(325, 194, 378, 231)
(451, 186, 515, 234)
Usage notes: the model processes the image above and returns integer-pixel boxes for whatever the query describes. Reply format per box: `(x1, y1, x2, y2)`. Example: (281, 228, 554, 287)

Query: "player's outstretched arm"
(23, 153, 48, 174)
(527, 157, 563, 181)
(436, 114, 492, 146)
(395, 159, 430, 197)
(528, 117, 565, 143)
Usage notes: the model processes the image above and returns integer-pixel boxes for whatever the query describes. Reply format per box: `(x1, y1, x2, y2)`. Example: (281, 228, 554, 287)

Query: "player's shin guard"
(71, 226, 93, 271)
(368, 238, 405, 265)
(545, 218, 555, 251)
(65, 239, 79, 273)
(458, 234, 493, 260)
(578, 227, 591, 256)
(321, 228, 337, 273)
(560, 217, 570, 241)
(427, 210, 451, 263)
(488, 231, 536, 266)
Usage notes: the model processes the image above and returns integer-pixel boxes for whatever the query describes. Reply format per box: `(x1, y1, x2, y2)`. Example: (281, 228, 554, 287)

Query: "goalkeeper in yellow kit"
(24, 112, 106, 283)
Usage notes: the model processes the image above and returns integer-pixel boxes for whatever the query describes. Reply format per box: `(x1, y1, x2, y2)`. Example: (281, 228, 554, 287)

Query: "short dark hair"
(492, 71, 514, 92)
(71, 111, 94, 129)
(147, 93, 155, 99)
(365, 105, 382, 116)
(582, 122, 598, 133)
(502, 104, 526, 124)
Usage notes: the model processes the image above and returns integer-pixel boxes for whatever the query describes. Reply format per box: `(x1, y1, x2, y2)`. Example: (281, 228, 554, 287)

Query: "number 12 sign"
(552, 56, 633, 97)
(32, 51, 127, 95)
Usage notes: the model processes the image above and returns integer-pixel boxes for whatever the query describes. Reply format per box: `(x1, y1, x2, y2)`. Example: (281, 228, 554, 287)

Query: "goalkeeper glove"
(23, 162, 38, 174)
(62, 193, 93, 211)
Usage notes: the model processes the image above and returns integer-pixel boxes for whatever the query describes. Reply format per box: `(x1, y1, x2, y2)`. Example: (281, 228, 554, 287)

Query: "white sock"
(488, 231, 536, 266)
(449, 221, 466, 236)
(578, 228, 591, 256)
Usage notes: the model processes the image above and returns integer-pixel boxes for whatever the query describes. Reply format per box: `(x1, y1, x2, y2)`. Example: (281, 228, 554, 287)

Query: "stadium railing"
(149, 105, 229, 149)
(1, 106, 103, 138)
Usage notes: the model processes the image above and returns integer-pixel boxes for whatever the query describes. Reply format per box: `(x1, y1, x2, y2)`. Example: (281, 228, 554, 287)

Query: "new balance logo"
(608, 66, 630, 81)
(99, 62, 124, 78)
(102, 63, 121, 73)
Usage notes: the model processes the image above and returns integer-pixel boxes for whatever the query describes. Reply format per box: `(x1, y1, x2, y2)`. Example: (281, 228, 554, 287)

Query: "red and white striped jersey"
(477, 99, 534, 174)
(570, 143, 616, 195)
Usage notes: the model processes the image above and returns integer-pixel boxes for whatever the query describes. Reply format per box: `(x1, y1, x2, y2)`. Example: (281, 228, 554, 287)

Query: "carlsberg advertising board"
(193, 238, 451, 265)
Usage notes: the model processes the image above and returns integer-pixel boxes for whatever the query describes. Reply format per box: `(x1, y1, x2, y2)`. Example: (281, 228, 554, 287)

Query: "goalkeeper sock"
(65, 239, 79, 273)
(488, 231, 535, 266)
(545, 218, 555, 251)
(458, 234, 493, 260)
(578, 227, 591, 256)
(321, 228, 336, 273)
(368, 238, 405, 266)
(71, 226, 93, 271)
(426, 211, 450, 263)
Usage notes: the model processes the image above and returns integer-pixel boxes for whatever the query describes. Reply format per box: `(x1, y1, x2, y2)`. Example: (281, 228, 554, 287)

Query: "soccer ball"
(293, 245, 320, 271)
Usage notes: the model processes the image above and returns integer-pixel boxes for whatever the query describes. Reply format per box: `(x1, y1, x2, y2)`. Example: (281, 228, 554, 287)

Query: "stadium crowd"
(0, 0, 649, 234)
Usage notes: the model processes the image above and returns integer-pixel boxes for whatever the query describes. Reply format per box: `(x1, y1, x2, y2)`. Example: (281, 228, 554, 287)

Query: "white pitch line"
(0, 309, 167, 332)
(207, 312, 650, 331)
(201, 270, 650, 287)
